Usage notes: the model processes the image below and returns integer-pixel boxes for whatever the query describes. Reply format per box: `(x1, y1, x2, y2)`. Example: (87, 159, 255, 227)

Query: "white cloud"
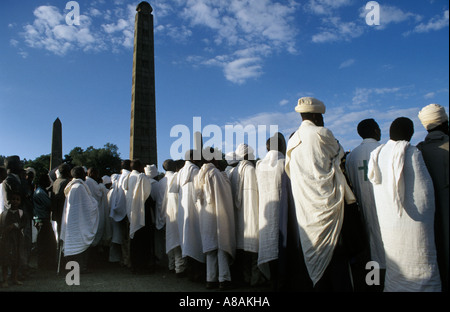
(305, 0, 352, 15)
(352, 87, 401, 106)
(359, 4, 422, 30)
(312, 17, 365, 43)
(339, 58, 355, 69)
(177, 0, 299, 83)
(21, 5, 101, 55)
(279, 99, 289, 106)
(410, 9, 449, 34)
(424, 92, 435, 99)
(224, 57, 263, 85)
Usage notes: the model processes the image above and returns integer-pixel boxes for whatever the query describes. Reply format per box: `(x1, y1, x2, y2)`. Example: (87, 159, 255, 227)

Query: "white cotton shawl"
(61, 179, 99, 256)
(109, 170, 130, 222)
(368, 140, 441, 292)
(255, 150, 285, 278)
(195, 163, 236, 258)
(128, 173, 151, 239)
(170, 161, 204, 262)
(230, 160, 259, 253)
(285, 120, 355, 286)
(165, 172, 180, 253)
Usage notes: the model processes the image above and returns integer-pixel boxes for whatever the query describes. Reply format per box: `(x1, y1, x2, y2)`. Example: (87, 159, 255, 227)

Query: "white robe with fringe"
(255, 150, 285, 278)
(60, 178, 99, 256)
(194, 163, 236, 259)
(285, 120, 355, 286)
(169, 161, 204, 263)
(230, 160, 259, 253)
(368, 140, 441, 292)
(164, 171, 180, 254)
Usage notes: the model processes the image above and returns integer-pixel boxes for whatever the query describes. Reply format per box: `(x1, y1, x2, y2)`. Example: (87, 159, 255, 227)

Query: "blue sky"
(0, 0, 448, 171)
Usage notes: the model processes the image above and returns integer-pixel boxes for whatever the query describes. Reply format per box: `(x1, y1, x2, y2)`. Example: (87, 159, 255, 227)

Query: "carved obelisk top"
(129, 1, 157, 167)
(50, 117, 62, 170)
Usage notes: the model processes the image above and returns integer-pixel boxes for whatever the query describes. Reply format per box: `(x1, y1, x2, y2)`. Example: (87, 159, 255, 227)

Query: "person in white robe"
(195, 147, 236, 290)
(108, 160, 131, 266)
(124, 159, 152, 273)
(417, 104, 449, 292)
(368, 117, 441, 292)
(169, 150, 205, 280)
(146, 164, 167, 266)
(230, 143, 264, 286)
(60, 166, 99, 273)
(285, 97, 355, 290)
(85, 168, 106, 248)
(345, 119, 385, 286)
(163, 160, 185, 275)
(255, 133, 286, 285)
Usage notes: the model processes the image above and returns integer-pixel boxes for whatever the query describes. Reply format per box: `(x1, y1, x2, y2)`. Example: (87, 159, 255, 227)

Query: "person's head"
(235, 143, 255, 161)
(357, 119, 381, 141)
(87, 167, 100, 181)
(58, 163, 72, 179)
(4, 155, 22, 175)
(121, 159, 131, 171)
(163, 159, 176, 172)
(418, 103, 449, 135)
(296, 97, 326, 127)
(390, 117, 414, 142)
(266, 132, 287, 155)
(10, 192, 21, 210)
(185, 149, 202, 167)
(175, 159, 185, 172)
(71, 166, 86, 180)
(37, 173, 51, 189)
(130, 159, 143, 173)
(25, 167, 36, 183)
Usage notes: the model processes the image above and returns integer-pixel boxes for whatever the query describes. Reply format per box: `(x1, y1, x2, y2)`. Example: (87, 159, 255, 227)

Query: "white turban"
(145, 164, 159, 179)
(225, 152, 239, 165)
(235, 143, 255, 160)
(295, 97, 326, 114)
(418, 103, 448, 131)
(102, 175, 112, 185)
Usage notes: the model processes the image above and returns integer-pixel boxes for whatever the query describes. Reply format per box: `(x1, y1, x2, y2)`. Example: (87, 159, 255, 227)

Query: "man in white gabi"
(285, 97, 355, 291)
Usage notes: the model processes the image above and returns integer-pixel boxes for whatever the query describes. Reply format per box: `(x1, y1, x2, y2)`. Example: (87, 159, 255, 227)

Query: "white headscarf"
(235, 143, 255, 160)
(418, 103, 448, 131)
(145, 164, 159, 179)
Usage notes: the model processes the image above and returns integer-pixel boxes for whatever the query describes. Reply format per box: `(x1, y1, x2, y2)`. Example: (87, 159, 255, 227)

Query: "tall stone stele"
(129, 1, 157, 167)
(50, 117, 63, 170)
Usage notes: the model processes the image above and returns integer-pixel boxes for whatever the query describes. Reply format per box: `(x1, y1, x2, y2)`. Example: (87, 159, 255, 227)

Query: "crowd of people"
(0, 98, 448, 292)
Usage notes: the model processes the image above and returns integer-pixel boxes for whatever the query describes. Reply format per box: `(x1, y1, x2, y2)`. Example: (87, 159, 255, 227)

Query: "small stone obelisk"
(50, 117, 63, 170)
(129, 1, 157, 167)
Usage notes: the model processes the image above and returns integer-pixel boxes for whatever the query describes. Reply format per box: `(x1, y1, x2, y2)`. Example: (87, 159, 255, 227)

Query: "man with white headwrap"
(195, 147, 236, 290)
(285, 97, 355, 291)
(255, 132, 286, 287)
(368, 117, 441, 292)
(230, 143, 264, 286)
(417, 104, 449, 292)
